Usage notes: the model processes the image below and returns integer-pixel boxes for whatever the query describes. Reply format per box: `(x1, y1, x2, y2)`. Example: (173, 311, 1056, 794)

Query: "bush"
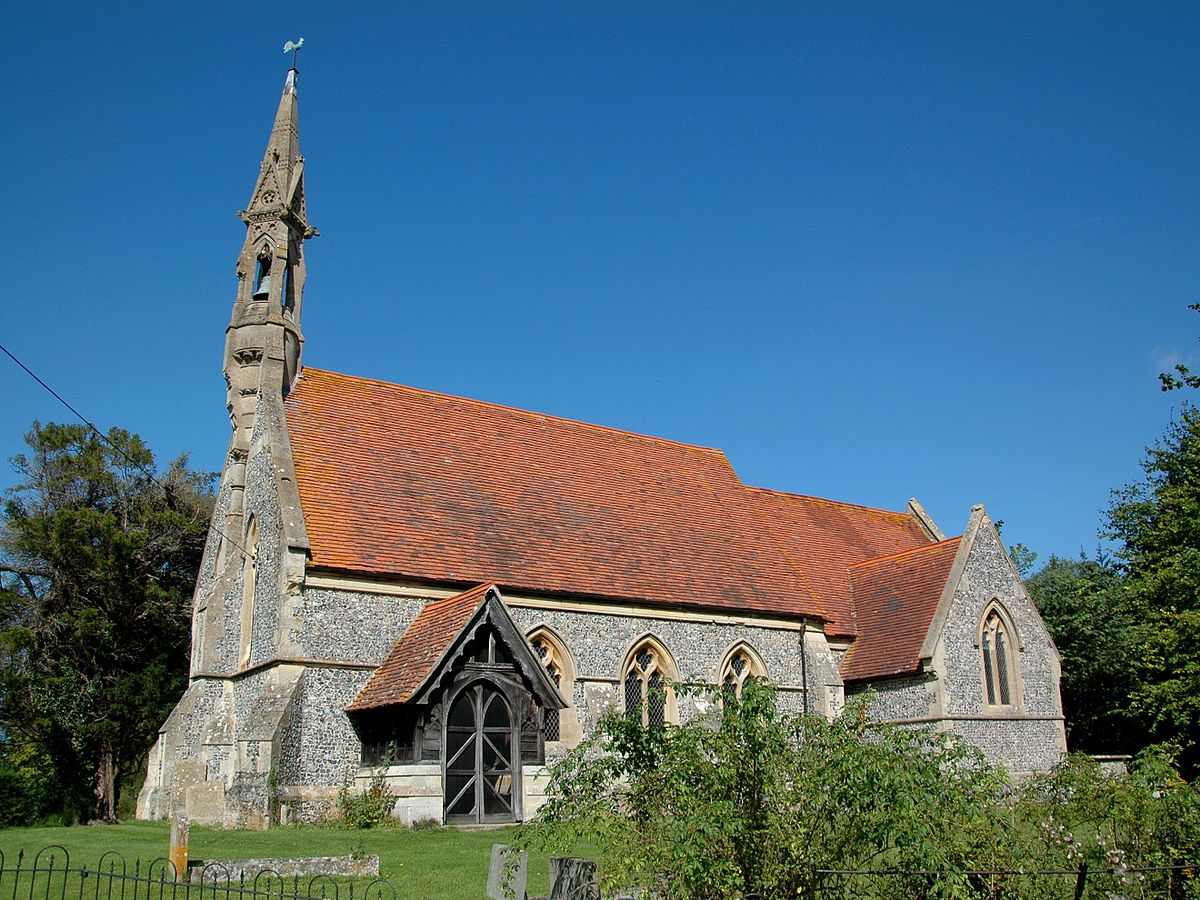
(336, 770, 394, 829)
(517, 682, 1011, 898)
(0, 740, 62, 826)
(1015, 747, 1200, 896)
(516, 681, 1200, 899)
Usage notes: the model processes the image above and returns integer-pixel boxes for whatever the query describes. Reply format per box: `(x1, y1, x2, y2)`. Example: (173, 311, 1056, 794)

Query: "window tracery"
(527, 627, 578, 745)
(530, 633, 564, 741)
(719, 643, 766, 699)
(623, 639, 676, 728)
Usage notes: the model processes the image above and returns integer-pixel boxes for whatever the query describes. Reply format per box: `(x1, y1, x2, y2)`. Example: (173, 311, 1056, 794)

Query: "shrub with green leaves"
(517, 682, 1012, 898)
(517, 681, 1200, 899)
(1015, 748, 1200, 897)
(336, 770, 394, 829)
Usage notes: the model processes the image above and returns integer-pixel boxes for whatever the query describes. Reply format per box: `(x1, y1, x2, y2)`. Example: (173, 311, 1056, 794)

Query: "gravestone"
(548, 857, 599, 899)
(168, 813, 189, 881)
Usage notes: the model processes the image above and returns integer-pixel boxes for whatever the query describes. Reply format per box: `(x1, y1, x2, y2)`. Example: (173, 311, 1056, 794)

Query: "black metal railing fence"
(812, 860, 1198, 898)
(0, 848, 397, 900)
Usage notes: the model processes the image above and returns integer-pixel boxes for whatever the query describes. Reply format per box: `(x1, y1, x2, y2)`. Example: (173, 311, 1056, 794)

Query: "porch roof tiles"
(347, 583, 493, 711)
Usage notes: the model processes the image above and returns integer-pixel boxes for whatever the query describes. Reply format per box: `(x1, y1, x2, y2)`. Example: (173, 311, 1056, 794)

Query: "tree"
(0, 422, 213, 823)
(1026, 555, 1146, 755)
(1158, 302, 1200, 391)
(1105, 404, 1200, 771)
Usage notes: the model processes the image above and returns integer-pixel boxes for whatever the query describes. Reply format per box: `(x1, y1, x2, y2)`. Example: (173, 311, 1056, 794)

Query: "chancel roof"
(840, 538, 964, 682)
(285, 368, 829, 619)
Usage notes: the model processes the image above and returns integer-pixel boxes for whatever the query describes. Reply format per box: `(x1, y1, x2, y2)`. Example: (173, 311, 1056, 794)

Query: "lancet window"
(980, 605, 1019, 707)
(530, 634, 564, 741)
(238, 516, 258, 670)
(253, 247, 273, 300)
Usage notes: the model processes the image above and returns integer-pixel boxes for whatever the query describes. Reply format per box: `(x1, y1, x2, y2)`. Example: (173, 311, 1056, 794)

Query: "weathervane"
(283, 38, 304, 69)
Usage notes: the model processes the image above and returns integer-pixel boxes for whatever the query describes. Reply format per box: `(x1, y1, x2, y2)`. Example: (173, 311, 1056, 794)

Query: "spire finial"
(283, 38, 304, 70)
(281, 39, 303, 95)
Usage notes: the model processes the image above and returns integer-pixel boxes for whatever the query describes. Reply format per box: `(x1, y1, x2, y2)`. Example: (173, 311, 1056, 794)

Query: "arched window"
(980, 604, 1020, 708)
(622, 638, 677, 728)
(718, 642, 768, 700)
(238, 516, 258, 669)
(528, 628, 574, 743)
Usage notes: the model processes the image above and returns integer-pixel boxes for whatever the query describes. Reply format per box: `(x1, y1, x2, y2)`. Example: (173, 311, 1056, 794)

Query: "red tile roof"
(748, 489, 934, 637)
(285, 368, 826, 619)
(347, 583, 493, 711)
(840, 538, 963, 682)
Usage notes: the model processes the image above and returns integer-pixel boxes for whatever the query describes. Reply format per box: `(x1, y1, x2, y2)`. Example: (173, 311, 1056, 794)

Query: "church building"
(138, 66, 1067, 828)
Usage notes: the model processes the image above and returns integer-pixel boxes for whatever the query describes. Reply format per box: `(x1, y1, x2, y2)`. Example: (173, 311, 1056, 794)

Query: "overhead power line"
(0, 339, 251, 562)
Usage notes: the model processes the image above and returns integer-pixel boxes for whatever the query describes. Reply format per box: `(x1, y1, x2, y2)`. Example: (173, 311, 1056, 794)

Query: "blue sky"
(2, 2, 1197, 565)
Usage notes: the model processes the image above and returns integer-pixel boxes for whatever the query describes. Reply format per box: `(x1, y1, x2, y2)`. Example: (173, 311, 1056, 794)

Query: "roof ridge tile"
(745, 486, 915, 519)
(298, 367, 727, 455)
(849, 536, 963, 570)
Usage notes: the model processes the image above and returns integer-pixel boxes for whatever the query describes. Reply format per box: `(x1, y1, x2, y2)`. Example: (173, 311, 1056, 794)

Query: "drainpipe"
(800, 618, 809, 716)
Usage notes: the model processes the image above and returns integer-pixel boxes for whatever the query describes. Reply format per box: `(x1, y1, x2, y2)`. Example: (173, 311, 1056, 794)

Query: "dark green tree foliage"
(1158, 302, 1200, 392)
(0, 422, 213, 823)
(1026, 556, 1145, 755)
(1106, 405, 1200, 770)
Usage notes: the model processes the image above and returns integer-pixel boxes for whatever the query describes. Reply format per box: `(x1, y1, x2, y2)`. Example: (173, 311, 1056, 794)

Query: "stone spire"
(219, 63, 317, 543)
(224, 65, 316, 447)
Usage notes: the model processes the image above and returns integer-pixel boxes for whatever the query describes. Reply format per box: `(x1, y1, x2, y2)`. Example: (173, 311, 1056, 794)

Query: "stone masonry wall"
(244, 446, 283, 669)
(257, 589, 837, 823)
(190, 472, 233, 670)
(940, 525, 1061, 720)
(855, 521, 1066, 776)
(268, 588, 434, 820)
(276, 666, 374, 787)
(949, 718, 1067, 775)
(850, 676, 937, 722)
(934, 523, 1065, 772)
(508, 607, 835, 735)
(295, 590, 429, 664)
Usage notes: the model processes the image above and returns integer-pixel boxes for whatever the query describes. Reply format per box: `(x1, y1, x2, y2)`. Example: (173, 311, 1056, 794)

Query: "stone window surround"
(621, 634, 679, 726)
(525, 626, 581, 748)
(975, 599, 1024, 712)
(716, 640, 768, 698)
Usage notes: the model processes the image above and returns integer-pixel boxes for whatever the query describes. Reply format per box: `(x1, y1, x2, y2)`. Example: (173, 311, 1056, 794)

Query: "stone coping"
(187, 855, 380, 881)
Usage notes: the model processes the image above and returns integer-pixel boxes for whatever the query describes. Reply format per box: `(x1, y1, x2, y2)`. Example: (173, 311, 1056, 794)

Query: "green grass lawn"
(0, 821, 552, 900)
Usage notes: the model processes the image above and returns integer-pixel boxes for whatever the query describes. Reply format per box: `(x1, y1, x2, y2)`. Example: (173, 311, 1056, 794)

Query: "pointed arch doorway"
(444, 681, 516, 824)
